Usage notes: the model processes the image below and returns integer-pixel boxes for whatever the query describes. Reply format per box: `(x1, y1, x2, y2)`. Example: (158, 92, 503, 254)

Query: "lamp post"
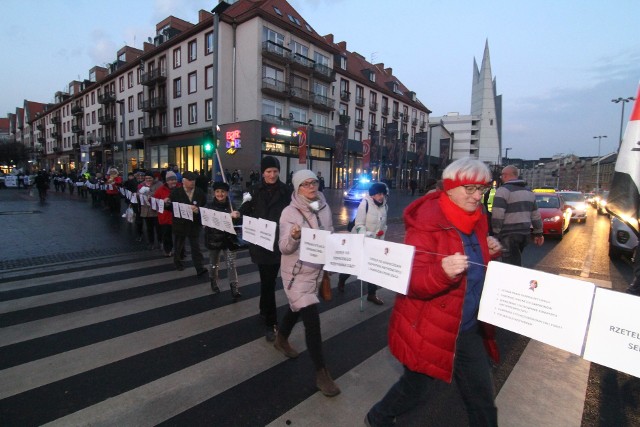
(593, 135, 607, 193)
(504, 147, 512, 165)
(611, 97, 636, 151)
(115, 99, 126, 177)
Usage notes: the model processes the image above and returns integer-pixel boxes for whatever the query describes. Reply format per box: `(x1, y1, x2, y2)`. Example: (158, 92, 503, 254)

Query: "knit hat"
(369, 182, 388, 196)
(165, 171, 177, 181)
(182, 171, 198, 181)
(213, 181, 230, 192)
(261, 156, 280, 173)
(144, 171, 154, 178)
(292, 170, 318, 190)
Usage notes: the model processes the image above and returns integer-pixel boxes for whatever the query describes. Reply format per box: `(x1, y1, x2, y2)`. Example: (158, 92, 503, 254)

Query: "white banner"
(178, 203, 193, 221)
(172, 202, 182, 219)
(583, 288, 640, 377)
(241, 216, 258, 244)
(256, 218, 277, 250)
(300, 228, 332, 264)
(358, 238, 415, 295)
(478, 262, 595, 355)
(323, 233, 364, 276)
(216, 210, 237, 235)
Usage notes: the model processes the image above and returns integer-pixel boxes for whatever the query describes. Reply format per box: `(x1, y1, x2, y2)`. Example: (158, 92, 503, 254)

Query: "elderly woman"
(276, 169, 340, 397)
(365, 158, 502, 427)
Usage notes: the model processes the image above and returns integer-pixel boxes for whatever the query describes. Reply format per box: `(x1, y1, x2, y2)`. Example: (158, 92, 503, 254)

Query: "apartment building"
(13, 0, 431, 188)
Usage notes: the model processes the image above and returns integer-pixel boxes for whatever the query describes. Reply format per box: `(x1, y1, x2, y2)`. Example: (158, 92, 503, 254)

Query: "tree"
(0, 142, 29, 166)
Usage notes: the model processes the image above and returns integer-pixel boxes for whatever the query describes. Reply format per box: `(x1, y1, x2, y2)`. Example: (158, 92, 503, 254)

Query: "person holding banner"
(238, 156, 292, 342)
(276, 169, 340, 397)
(337, 182, 388, 305)
(138, 172, 163, 250)
(153, 171, 178, 257)
(365, 158, 502, 427)
(204, 181, 242, 301)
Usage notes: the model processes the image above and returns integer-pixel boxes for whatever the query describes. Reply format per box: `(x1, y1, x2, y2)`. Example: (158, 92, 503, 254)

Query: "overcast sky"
(1, 0, 638, 160)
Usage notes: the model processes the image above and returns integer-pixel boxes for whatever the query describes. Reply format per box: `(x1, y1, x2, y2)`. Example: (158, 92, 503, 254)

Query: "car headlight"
(343, 191, 348, 196)
(600, 201, 607, 207)
(576, 203, 586, 212)
(543, 215, 561, 223)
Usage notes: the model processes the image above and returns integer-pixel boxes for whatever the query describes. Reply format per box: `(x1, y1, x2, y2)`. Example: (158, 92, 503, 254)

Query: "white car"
(559, 191, 588, 223)
(609, 216, 638, 260)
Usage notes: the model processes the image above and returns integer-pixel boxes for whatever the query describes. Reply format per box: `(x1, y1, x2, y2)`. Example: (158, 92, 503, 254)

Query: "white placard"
(157, 199, 164, 214)
(178, 203, 193, 221)
(200, 207, 215, 229)
(257, 218, 277, 250)
(216, 211, 237, 235)
(324, 233, 364, 276)
(130, 192, 138, 204)
(478, 262, 595, 355)
(583, 288, 640, 377)
(358, 238, 415, 295)
(300, 228, 332, 264)
(242, 216, 258, 244)
(172, 202, 182, 218)
(150, 197, 158, 211)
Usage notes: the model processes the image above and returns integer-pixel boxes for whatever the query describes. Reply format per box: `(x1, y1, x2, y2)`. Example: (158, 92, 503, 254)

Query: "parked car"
(343, 178, 380, 204)
(609, 216, 638, 260)
(535, 193, 572, 239)
(559, 191, 588, 223)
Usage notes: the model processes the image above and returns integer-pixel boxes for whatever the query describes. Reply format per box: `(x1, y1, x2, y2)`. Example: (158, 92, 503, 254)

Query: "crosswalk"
(0, 250, 597, 426)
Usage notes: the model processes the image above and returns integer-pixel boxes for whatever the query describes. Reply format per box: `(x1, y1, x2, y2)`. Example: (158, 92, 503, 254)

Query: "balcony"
(369, 123, 377, 132)
(141, 68, 167, 86)
(313, 63, 335, 82)
(261, 77, 289, 98)
(355, 119, 364, 130)
(261, 40, 291, 64)
(72, 124, 83, 134)
(262, 114, 286, 126)
(53, 146, 62, 153)
(98, 92, 116, 104)
(369, 101, 378, 112)
(411, 118, 418, 126)
(98, 136, 114, 145)
(339, 114, 350, 125)
(313, 125, 334, 136)
(290, 53, 315, 73)
(142, 126, 167, 139)
(51, 131, 61, 140)
(37, 136, 46, 144)
(392, 111, 400, 120)
(420, 121, 426, 129)
(289, 86, 313, 104)
(98, 114, 117, 125)
(71, 105, 84, 115)
(311, 94, 335, 111)
(141, 96, 167, 112)
(381, 106, 389, 116)
(340, 91, 351, 102)
(37, 123, 45, 131)
(402, 115, 409, 123)
(355, 96, 366, 107)
(51, 116, 61, 124)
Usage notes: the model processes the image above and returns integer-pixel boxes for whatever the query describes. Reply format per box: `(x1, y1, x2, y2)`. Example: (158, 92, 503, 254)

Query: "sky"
(1, 0, 639, 160)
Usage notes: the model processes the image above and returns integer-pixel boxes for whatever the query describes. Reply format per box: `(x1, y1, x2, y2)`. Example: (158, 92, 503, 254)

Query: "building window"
(127, 71, 133, 88)
(188, 103, 197, 124)
(339, 56, 347, 70)
(205, 31, 213, 55)
(188, 40, 197, 62)
(262, 99, 283, 118)
(91, 92, 95, 105)
(173, 77, 182, 98)
(129, 120, 134, 137)
(138, 117, 144, 134)
(119, 76, 124, 92)
(291, 40, 309, 57)
(289, 105, 308, 123)
(174, 107, 182, 127)
(137, 92, 144, 109)
(173, 47, 181, 68)
(314, 52, 329, 67)
(205, 65, 213, 89)
(262, 27, 284, 46)
(314, 81, 328, 97)
(92, 111, 96, 124)
(188, 72, 197, 94)
(205, 99, 212, 121)
(137, 68, 142, 84)
(263, 65, 284, 82)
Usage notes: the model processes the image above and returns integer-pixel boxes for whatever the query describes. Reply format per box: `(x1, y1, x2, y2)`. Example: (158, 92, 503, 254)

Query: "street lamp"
(593, 135, 607, 193)
(504, 147, 512, 165)
(611, 97, 636, 151)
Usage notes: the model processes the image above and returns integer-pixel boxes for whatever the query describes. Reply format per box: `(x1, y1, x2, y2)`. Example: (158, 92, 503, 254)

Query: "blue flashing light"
(358, 177, 371, 184)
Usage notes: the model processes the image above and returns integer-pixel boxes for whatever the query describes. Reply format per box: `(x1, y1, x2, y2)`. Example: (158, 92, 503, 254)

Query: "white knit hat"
(292, 170, 318, 190)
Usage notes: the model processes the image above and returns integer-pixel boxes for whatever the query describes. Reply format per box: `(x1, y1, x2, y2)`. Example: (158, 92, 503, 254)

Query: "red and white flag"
(362, 139, 371, 169)
(606, 83, 640, 236)
(297, 127, 307, 165)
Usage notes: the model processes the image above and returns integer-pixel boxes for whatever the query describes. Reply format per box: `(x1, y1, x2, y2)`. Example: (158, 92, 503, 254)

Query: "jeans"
(498, 233, 529, 267)
(258, 263, 280, 327)
(209, 248, 238, 284)
(367, 327, 497, 427)
(279, 304, 324, 369)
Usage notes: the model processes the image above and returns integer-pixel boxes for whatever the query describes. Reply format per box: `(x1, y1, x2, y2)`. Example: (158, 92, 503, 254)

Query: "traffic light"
(203, 130, 215, 157)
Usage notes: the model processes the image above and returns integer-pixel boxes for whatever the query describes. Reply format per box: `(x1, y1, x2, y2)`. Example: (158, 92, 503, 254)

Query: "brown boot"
(274, 332, 299, 358)
(316, 367, 341, 397)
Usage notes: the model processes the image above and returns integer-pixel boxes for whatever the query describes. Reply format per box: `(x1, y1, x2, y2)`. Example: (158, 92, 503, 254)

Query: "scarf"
(438, 193, 482, 234)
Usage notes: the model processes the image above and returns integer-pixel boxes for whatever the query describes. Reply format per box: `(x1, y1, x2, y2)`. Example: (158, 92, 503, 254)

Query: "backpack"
(347, 199, 369, 232)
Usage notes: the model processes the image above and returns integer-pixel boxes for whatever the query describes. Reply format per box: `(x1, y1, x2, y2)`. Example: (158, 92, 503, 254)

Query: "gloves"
(376, 230, 384, 237)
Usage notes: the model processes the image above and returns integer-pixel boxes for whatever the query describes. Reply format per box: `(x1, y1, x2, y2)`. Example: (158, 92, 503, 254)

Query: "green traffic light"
(203, 131, 215, 156)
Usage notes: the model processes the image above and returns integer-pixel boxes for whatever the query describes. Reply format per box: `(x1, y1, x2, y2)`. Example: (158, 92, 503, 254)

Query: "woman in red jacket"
(365, 158, 502, 427)
(153, 171, 178, 256)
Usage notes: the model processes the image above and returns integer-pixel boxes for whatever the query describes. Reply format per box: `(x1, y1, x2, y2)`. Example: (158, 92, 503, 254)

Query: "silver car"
(559, 191, 588, 223)
(609, 216, 638, 259)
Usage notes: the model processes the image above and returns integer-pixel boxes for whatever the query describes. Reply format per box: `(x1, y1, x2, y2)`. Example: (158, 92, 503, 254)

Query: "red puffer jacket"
(388, 190, 499, 383)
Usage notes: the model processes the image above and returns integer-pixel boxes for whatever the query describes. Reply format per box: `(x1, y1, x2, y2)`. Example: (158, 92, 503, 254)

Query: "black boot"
(210, 278, 220, 294)
(230, 282, 242, 302)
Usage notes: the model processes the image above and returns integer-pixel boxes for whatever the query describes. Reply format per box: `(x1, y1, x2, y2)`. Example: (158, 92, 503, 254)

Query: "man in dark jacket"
(165, 171, 208, 276)
(239, 156, 292, 341)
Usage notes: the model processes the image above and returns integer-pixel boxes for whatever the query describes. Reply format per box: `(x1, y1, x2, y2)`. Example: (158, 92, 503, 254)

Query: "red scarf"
(438, 193, 482, 234)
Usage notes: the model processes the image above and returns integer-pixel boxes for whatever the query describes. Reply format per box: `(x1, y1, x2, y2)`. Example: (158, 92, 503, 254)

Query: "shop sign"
(226, 129, 242, 155)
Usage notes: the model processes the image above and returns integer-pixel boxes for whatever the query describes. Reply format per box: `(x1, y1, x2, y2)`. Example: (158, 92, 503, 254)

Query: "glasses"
(300, 180, 319, 188)
(462, 185, 490, 195)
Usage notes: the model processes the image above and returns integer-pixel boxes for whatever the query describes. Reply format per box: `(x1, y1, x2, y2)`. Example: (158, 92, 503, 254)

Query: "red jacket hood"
(403, 190, 449, 233)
